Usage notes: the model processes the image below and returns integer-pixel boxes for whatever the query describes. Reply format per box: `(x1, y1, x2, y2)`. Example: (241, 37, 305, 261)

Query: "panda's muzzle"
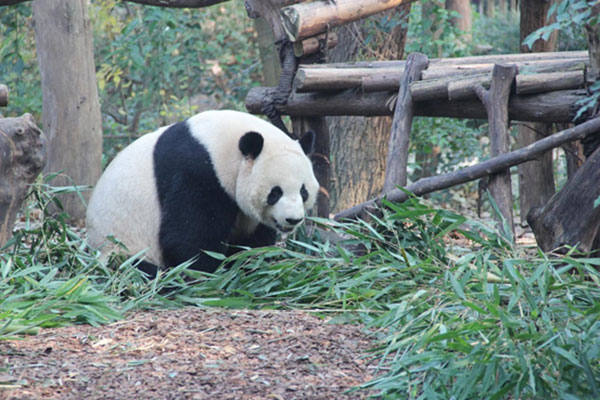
(273, 217, 303, 233)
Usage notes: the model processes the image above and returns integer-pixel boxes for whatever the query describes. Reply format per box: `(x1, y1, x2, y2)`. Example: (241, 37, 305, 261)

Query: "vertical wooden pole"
(382, 52, 428, 193)
(474, 63, 518, 238)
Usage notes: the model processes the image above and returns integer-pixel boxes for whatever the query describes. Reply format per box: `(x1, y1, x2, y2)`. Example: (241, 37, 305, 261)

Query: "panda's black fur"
(139, 121, 275, 277)
(86, 110, 318, 278)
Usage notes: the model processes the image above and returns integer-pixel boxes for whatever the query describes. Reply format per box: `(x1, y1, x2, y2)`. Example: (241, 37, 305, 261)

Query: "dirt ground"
(1, 308, 376, 400)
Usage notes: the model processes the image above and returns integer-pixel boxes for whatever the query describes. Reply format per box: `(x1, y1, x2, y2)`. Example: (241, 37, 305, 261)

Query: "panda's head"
(236, 130, 319, 235)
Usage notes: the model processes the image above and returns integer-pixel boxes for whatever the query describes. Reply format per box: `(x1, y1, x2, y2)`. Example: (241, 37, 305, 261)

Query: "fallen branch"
(334, 117, 600, 221)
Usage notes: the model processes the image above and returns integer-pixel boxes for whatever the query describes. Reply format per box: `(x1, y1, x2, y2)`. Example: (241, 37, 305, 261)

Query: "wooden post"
(0, 114, 47, 247)
(382, 53, 428, 192)
(474, 63, 518, 237)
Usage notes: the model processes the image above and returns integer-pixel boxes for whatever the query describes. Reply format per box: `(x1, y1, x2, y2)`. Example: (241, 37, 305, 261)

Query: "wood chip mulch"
(1, 308, 377, 400)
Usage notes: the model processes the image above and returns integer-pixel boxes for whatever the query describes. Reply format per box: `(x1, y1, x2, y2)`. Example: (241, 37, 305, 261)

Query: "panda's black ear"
(298, 130, 315, 155)
(239, 131, 264, 159)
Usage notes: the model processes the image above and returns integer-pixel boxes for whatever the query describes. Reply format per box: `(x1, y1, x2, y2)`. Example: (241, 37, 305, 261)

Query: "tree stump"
(527, 145, 600, 254)
(0, 114, 47, 247)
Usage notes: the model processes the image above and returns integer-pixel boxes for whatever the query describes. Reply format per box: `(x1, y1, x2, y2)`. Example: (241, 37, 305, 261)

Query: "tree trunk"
(0, 114, 47, 247)
(328, 6, 411, 212)
(445, 0, 472, 36)
(33, 0, 103, 224)
(484, 0, 495, 18)
(254, 17, 281, 86)
(516, 0, 558, 226)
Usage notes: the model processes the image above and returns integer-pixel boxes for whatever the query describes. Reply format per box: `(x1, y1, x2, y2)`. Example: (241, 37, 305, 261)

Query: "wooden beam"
(280, 0, 418, 42)
(474, 63, 518, 236)
(382, 53, 428, 191)
(299, 50, 587, 70)
(516, 70, 584, 94)
(246, 86, 585, 123)
(295, 57, 586, 92)
(333, 117, 600, 221)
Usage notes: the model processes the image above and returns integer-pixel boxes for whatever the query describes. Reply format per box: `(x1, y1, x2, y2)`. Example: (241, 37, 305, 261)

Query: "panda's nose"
(286, 217, 303, 226)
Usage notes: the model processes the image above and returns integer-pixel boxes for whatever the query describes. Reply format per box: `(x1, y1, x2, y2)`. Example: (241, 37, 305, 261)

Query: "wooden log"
(280, 0, 418, 42)
(474, 63, 518, 236)
(295, 67, 403, 92)
(333, 117, 600, 221)
(361, 73, 403, 93)
(422, 58, 586, 80)
(294, 32, 338, 57)
(300, 50, 587, 70)
(296, 58, 586, 92)
(382, 53, 428, 192)
(0, 85, 8, 107)
(516, 70, 584, 94)
(528, 145, 600, 253)
(0, 114, 47, 247)
(245, 86, 585, 123)
(368, 70, 584, 101)
(447, 75, 490, 101)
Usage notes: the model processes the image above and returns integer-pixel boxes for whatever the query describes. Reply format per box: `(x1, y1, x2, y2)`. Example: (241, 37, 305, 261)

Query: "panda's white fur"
(86, 110, 319, 274)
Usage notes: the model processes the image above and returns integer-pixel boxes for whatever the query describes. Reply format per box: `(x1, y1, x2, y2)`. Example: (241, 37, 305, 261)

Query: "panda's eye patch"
(300, 184, 309, 202)
(267, 186, 283, 205)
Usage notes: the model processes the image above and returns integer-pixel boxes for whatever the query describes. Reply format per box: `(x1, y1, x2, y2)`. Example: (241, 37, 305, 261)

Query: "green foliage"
(405, 2, 471, 58)
(409, 117, 483, 179)
(472, 9, 521, 55)
(522, 0, 598, 51)
(4, 183, 600, 398)
(89, 0, 260, 155)
(0, 3, 41, 119)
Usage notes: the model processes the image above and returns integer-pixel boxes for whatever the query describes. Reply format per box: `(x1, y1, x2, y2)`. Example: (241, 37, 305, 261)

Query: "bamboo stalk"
(280, 0, 418, 42)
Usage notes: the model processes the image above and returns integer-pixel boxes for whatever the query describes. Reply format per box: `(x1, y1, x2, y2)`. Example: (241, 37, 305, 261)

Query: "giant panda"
(86, 110, 319, 277)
